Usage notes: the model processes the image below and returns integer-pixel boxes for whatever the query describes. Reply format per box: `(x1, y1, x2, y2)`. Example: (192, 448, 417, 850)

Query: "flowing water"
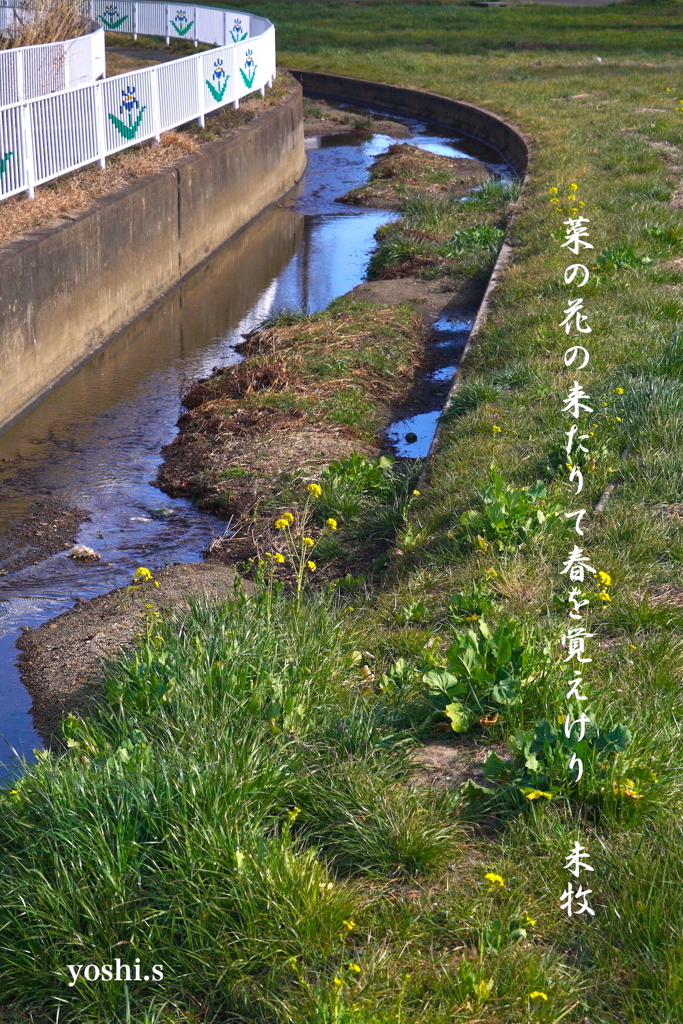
(0, 105, 510, 779)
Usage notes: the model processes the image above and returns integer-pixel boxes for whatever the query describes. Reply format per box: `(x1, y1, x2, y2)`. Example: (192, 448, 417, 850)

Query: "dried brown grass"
(0, 0, 87, 48)
(0, 131, 198, 248)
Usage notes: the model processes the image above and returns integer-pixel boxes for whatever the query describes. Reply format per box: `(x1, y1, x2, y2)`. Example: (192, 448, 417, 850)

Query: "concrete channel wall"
(289, 70, 529, 177)
(0, 82, 306, 434)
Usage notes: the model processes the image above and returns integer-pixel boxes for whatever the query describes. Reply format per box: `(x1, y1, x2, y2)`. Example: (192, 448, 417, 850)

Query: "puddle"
(0, 104, 511, 779)
(427, 365, 458, 382)
(385, 410, 443, 458)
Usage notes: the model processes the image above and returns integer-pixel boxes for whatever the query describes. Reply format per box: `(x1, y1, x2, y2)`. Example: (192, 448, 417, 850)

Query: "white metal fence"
(0, 0, 275, 199)
(0, 16, 105, 102)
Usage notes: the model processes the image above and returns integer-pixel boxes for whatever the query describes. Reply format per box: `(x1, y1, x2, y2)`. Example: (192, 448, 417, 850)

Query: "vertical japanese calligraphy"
(554, 183, 597, 919)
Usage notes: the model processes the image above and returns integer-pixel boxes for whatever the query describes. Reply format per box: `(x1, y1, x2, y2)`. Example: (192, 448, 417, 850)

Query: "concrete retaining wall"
(0, 82, 306, 433)
(289, 70, 529, 176)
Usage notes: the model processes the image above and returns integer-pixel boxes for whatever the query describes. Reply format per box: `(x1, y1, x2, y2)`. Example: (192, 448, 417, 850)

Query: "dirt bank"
(17, 561, 248, 748)
(0, 498, 89, 576)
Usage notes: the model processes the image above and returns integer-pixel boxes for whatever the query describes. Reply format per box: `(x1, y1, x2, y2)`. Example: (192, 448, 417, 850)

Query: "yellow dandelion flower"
(348, 962, 362, 974)
(303, 537, 315, 547)
(274, 518, 289, 530)
(325, 518, 338, 529)
(615, 416, 622, 422)
(307, 561, 317, 571)
(569, 182, 578, 190)
(529, 991, 548, 1002)
(283, 512, 295, 523)
(307, 483, 322, 497)
(550, 197, 559, 203)
(484, 872, 505, 888)
(598, 590, 611, 602)
(333, 978, 343, 988)
(614, 387, 624, 394)
(548, 187, 559, 193)
(522, 789, 553, 800)
(492, 424, 502, 433)
(342, 919, 356, 931)
(412, 489, 420, 496)
(274, 553, 285, 564)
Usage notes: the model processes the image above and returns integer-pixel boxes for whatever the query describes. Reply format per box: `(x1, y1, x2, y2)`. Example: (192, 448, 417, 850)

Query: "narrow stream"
(0, 105, 511, 779)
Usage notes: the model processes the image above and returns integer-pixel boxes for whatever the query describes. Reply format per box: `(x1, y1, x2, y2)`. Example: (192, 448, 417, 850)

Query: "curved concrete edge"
(0, 79, 306, 435)
(287, 69, 530, 474)
(287, 69, 529, 176)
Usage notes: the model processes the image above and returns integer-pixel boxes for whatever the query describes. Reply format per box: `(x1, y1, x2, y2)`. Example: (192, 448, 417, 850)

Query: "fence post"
(196, 51, 205, 126)
(20, 103, 34, 198)
(223, 8, 228, 46)
(63, 42, 70, 90)
(193, 4, 197, 46)
(133, 1, 138, 40)
(94, 80, 106, 168)
(150, 65, 161, 142)
(165, 3, 170, 46)
(16, 47, 23, 103)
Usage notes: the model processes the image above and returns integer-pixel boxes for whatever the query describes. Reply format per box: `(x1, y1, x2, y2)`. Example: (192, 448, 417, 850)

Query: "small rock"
(67, 544, 101, 562)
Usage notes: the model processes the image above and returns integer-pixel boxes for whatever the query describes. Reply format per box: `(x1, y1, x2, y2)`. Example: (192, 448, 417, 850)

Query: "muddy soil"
(301, 97, 411, 140)
(17, 561, 249, 748)
(0, 499, 89, 576)
(337, 142, 490, 209)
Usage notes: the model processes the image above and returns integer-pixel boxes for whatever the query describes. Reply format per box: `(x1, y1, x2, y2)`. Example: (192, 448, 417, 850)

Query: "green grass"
(5, 1, 683, 1021)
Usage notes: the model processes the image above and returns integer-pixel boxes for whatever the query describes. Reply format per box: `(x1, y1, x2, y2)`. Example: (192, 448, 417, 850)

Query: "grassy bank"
(4, 1, 683, 1021)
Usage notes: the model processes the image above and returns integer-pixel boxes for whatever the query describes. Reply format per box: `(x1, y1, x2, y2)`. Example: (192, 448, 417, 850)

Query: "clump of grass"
(0, 0, 86, 47)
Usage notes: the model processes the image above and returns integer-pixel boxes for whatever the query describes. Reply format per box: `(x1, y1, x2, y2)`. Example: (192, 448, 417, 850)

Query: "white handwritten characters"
(561, 217, 595, 256)
(564, 345, 591, 369)
(565, 508, 588, 535)
(560, 298, 592, 335)
(564, 263, 591, 287)
(565, 424, 590, 457)
(562, 381, 594, 419)
(564, 841, 595, 877)
(560, 546, 596, 583)
(560, 883, 595, 917)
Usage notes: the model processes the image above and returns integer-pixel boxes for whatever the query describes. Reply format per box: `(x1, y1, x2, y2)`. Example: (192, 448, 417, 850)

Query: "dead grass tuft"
(0, 0, 87, 48)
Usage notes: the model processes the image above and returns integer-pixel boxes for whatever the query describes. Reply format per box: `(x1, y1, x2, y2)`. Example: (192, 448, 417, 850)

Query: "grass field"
(3, 1, 683, 1021)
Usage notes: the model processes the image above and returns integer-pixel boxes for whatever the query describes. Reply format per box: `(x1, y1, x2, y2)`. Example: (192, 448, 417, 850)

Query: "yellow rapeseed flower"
(333, 978, 343, 988)
(614, 387, 624, 394)
(307, 561, 317, 571)
(274, 518, 289, 530)
(598, 571, 611, 587)
(348, 962, 362, 974)
(325, 518, 338, 529)
(529, 991, 548, 1002)
(523, 914, 536, 927)
(484, 872, 505, 888)
(303, 537, 315, 547)
(307, 483, 322, 497)
(283, 512, 295, 523)
(548, 187, 559, 193)
(342, 919, 356, 931)
(412, 489, 420, 496)
(274, 553, 285, 564)
(598, 590, 611, 602)
(492, 425, 502, 433)
(133, 567, 153, 580)
(570, 182, 578, 189)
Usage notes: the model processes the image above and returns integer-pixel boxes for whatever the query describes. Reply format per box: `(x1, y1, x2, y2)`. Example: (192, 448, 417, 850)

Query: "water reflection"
(0, 110, 505, 776)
